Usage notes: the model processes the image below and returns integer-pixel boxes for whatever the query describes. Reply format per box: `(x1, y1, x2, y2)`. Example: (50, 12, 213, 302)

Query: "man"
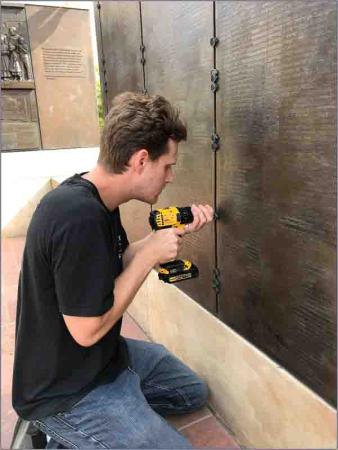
(12, 92, 214, 449)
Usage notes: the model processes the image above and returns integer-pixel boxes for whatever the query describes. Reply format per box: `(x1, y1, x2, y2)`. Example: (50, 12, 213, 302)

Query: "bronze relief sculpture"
(1, 26, 33, 80)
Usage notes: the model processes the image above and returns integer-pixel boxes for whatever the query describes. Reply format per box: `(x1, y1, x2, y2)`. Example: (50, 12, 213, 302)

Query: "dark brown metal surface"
(119, 201, 151, 245)
(96, 0, 336, 404)
(96, 1, 149, 243)
(96, 1, 150, 243)
(97, 1, 144, 111)
(94, 2, 107, 114)
(216, 1, 337, 405)
(141, 1, 216, 313)
(2, 87, 40, 150)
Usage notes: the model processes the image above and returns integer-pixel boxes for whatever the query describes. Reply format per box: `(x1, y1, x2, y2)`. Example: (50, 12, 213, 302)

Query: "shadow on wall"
(28, 7, 67, 48)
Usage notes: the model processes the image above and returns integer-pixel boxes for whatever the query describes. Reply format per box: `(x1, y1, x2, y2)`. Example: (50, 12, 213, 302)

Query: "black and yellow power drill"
(149, 206, 199, 283)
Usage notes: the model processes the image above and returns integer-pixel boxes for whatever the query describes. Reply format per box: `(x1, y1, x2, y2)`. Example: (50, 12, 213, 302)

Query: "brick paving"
(1, 237, 240, 449)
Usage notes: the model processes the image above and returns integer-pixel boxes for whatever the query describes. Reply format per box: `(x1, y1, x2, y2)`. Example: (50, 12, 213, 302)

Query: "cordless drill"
(149, 206, 199, 283)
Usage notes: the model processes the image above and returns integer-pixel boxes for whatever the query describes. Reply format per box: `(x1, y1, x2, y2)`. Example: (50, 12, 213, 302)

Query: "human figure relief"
(17, 35, 33, 80)
(8, 26, 23, 80)
(1, 33, 11, 79)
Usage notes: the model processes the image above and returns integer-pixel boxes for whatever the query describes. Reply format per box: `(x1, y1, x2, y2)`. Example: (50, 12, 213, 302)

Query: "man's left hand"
(184, 204, 214, 233)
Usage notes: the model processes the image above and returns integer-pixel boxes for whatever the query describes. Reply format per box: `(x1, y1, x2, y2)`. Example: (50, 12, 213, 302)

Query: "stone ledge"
(127, 270, 337, 449)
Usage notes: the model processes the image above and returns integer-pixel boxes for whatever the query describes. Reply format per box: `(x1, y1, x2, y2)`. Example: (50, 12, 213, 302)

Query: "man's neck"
(82, 165, 132, 211)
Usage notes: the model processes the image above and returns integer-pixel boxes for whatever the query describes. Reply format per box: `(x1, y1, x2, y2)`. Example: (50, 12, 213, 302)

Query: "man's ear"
(130, 149, 149, 173)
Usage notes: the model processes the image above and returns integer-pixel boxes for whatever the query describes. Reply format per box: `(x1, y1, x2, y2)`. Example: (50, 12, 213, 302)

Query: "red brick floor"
(1, 237, 240, 449)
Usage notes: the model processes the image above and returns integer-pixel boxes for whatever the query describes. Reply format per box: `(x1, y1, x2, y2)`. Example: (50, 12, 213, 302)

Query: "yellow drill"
(149, 206, 199, 283)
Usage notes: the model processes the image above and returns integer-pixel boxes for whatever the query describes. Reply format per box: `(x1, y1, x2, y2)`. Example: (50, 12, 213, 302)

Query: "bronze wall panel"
(1, 5, 26, 22)
(25, 5, 99, 149)
(1, 5, 30, 59)
(93, 2, 107, 114)
(2, 89, 38, 122)
(1, 5, 41, 150)
(2, 122, 41, 151)
(119, 201, 152, 245)
(216, 1, 337, 405)
(141, 2, 216, 312)
(97, 1, 144, 110)
(96, 1, 150, 244)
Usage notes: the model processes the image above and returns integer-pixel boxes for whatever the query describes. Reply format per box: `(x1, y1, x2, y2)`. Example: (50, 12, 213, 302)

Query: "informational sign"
(25, 5, 99, 149)
(42, 47, 85, 78)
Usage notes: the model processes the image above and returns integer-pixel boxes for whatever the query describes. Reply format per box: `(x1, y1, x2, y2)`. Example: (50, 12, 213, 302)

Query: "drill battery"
(158, 259, 199, 283)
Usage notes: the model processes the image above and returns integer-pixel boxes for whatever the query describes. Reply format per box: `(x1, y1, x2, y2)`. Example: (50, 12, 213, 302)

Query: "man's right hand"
(145, 228, 186, 264)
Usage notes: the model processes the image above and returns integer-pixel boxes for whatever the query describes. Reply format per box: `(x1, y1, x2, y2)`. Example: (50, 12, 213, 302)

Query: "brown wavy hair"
(98, 92, 187, 173)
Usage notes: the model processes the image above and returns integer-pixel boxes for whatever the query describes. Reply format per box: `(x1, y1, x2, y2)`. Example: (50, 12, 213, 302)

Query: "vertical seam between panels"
(139, 2, 147, 93)
(96, 1, 108, 115)
(213, 1, 220, 314)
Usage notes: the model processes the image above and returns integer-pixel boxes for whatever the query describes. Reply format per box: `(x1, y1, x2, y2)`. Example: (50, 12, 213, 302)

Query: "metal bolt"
(210, 36, 219, 47)
(210, 69, 219, 82)
(211, 82, 219, 93)
(211, 133, 220, 151)
(211, 133, 220, 143)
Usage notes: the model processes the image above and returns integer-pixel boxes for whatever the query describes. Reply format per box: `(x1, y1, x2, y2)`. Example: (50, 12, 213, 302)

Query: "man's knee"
(160, 346, 209, 405)
(150, 343, 209, 408)
(193, 378, 209, 408)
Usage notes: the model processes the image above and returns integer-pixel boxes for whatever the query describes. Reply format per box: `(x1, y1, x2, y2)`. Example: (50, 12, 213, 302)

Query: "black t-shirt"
(12, 173, 130, 420)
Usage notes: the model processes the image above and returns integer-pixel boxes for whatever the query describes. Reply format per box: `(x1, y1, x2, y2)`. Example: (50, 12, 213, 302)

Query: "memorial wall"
(1, 3, 99, 151)
(96, 1, 337, 406)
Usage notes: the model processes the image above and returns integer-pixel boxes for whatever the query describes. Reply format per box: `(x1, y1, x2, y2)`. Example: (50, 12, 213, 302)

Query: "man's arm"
(63, 227, 184, 347)
(122, 233, 153, 268)
(123, 204, 214, 266)
(62, 204, 214, 347)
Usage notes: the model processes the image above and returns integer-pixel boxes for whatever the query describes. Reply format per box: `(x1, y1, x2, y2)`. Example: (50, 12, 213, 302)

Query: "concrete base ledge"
(128, 270, 337, 449)
(2, 177, 53, 237)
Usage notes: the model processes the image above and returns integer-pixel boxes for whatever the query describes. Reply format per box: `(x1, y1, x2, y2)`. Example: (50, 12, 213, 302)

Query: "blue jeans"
(33, 338, 209, 448)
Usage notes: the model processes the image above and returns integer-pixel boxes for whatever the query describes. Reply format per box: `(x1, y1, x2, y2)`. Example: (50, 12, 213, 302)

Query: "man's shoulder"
(34, 179, 107, 227)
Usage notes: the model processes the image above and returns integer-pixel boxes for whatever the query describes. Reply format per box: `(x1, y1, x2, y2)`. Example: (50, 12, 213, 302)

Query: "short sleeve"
(52, 217, 114, 317)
